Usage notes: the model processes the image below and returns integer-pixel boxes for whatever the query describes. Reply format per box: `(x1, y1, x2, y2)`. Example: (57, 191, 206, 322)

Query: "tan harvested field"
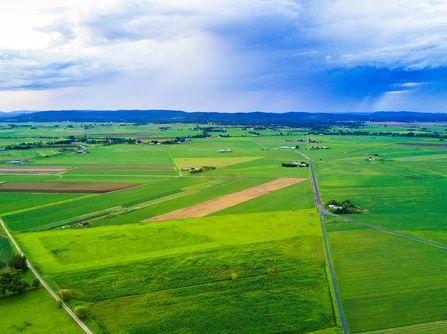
(0, 166, 69, 173)
(0, 182, 140, 193)
(148, 177, 305, 222)
(76, 165, 173, 170)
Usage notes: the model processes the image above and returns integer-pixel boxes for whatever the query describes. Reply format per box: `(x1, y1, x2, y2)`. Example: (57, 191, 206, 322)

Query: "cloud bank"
(1, 0, 447, 112)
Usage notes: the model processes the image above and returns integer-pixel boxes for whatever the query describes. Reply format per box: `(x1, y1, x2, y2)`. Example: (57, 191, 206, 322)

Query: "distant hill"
(1, 109, 447, 125)
(0, 110, 38, 118)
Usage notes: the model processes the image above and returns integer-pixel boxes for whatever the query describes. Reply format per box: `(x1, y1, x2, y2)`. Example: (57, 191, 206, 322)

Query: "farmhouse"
(282, 161, 309, 168)
(307, 145, 329, 150)
(328, 204, 343, 211)
(6, 159, 29, 165)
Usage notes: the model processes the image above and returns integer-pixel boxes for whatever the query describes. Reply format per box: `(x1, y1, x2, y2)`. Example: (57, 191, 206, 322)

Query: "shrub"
(8, 255, 27, 271)
(74, 305, 87, 319)
(59, 289, 72, 301)
(56, 300, 63, 309)
(32, 279, 40, 288)
(231, 272, 239, 281)
(267, 268, 275, 276)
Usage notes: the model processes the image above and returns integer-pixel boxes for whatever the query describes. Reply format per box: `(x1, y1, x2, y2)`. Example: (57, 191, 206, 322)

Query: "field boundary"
(0, 219, 93, 334)
(0, 182, 141, 194)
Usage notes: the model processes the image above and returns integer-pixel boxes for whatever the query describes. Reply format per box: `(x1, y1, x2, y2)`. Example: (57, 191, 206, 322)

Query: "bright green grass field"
(300, 135, 447, 332)
(30, 144, 174, 166)
(0, 192, 83, 216)
(0, 288, 81, 334)
(326, 222, 447, 333)
(309, 135, 447, 244)
(3, 177, 205, 231)
(17, 210, 336, 333)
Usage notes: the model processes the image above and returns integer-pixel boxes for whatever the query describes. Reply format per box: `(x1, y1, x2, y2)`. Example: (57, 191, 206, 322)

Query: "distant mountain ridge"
(1, 109, 447, 125)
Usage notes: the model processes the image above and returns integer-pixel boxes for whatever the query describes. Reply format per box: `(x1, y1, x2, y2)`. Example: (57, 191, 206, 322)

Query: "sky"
(1, 0, 447, 112)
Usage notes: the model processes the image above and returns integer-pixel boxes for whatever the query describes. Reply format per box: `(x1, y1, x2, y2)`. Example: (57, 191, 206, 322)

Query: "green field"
(17, 210, 335, 333)
(299, 133, 447, 333)
(0, 288, 81, 333)
(0, 123, 339, 333)
(2, 121, 446, 333)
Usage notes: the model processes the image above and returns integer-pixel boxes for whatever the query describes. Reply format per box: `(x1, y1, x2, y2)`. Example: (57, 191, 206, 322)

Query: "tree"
(74, 305, 87, 319)
(8, 255, 27, 271)
(0, 269, 29, 296)
(59, 289, 72, 301)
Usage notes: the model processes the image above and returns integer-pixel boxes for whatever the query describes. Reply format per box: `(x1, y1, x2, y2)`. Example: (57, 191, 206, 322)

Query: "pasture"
(17, 210, 336, 333)
(0, 123, 338, 333)
(300, 133, 447, 332)
(4, 121, 446, 333)
(0, 288, 81, 333)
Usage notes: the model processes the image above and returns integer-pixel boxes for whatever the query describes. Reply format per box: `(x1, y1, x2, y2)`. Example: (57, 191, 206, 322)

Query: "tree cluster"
(0, 255, 39, 297)
(325, 199, 361, 214)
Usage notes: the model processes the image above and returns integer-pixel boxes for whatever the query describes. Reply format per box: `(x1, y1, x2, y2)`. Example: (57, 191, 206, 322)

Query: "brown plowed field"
(148, 177, 305, 222)
(0, 167, 69, 173)
(76, 166, 173, 170)
(0, 182, 141, 193)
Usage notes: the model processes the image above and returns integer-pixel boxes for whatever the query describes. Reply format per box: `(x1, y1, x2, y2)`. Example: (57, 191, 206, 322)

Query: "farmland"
(301, 132, 447, 333)
(1, 121, 446, 333)
(0, 288, 81, 333)
(0, 123, 336, 334)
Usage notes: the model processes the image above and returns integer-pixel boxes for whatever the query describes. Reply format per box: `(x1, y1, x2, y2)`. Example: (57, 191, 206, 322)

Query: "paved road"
(302, 151, 447, 334)
(0, 218, 93, 334)
(303, 157, 349, 334)
(301, 152, 447, 251)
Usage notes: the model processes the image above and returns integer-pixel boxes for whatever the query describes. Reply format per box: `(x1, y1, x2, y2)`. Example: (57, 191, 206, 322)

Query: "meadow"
(0, 123, 337, 333)
(18, 210, 336, 333)
(2, 121, 445, 333)
(300, 132, 447, 332)
(0, 288, 81, 333)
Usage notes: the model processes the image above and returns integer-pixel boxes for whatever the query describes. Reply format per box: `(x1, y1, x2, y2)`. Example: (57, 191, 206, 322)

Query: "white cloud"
(307, 0, 447, 68)
(1, 0, 447, 111)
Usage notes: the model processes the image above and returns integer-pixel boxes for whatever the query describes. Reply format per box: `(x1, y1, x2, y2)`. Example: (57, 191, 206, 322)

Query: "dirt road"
(148, 177, 305, 222)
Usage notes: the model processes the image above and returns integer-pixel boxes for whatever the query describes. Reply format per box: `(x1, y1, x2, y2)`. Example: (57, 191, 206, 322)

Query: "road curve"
(299, 152, 447, 251)
(301, 151, 447, 334)
(0, 218, 93, 334)
(304, 157, 349, 334)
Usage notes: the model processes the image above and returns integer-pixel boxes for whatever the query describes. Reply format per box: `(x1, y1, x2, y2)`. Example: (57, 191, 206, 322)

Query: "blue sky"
(1, 0, 447, 112)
